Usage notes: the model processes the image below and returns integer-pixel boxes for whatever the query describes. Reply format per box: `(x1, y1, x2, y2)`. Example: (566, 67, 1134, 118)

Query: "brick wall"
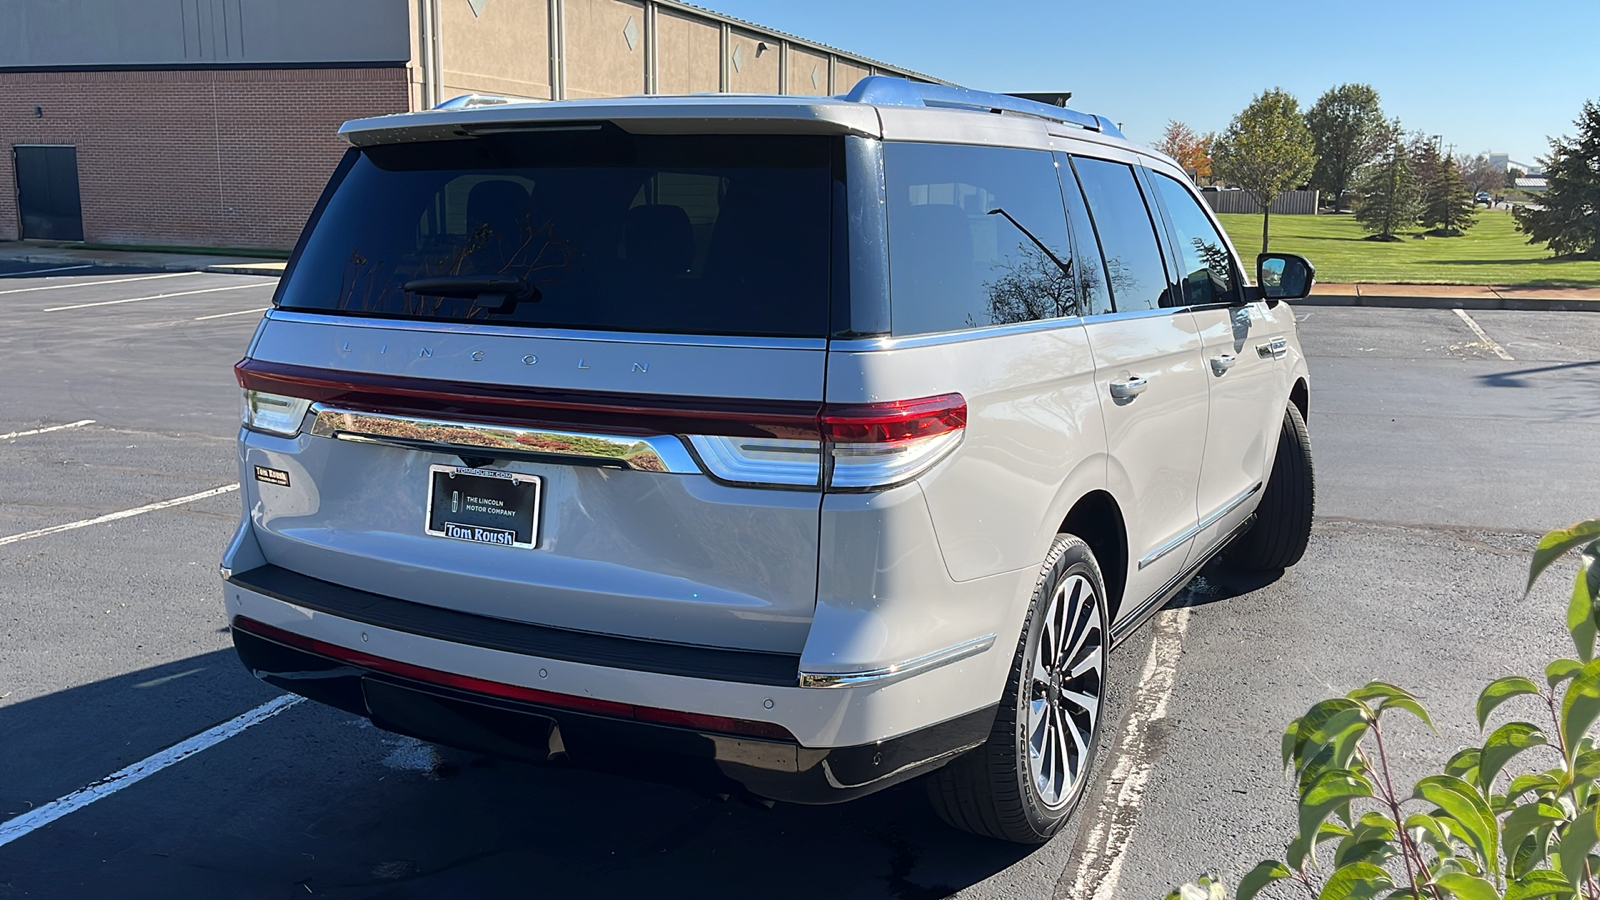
(0, 67, 409, 250)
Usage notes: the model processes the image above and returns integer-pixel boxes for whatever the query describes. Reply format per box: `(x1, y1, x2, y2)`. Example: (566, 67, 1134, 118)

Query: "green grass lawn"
(1215, 210, 1600, 287)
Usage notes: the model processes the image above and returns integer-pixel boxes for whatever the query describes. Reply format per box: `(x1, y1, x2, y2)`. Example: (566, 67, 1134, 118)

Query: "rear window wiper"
(402, 275, 540, 311)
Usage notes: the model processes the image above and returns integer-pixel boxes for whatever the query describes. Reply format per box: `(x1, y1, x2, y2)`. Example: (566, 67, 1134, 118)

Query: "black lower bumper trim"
(232, 627, 995, 805)
(226, 564, 800, 687)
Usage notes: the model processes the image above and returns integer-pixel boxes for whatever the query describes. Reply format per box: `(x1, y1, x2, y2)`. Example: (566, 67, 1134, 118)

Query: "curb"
(204, 263, 287, 276)
(1298, 294, 1600, 313)
(6, 250, 211, 273)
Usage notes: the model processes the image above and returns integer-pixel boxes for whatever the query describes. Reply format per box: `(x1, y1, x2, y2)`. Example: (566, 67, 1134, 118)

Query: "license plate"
(425, 465, 541, 549)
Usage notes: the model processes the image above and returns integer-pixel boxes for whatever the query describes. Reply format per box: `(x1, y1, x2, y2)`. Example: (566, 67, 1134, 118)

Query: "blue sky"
(706, 0, 1599, 166)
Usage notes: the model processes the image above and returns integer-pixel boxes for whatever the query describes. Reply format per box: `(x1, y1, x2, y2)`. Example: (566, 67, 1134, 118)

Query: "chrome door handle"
(1210, 354, 1236, 376)
(1256, 338, 1289, 360)
(1109, 376, 1148, 401)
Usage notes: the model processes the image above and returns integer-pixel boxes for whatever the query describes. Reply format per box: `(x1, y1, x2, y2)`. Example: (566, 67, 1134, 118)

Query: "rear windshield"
(277, 130, 836, 338)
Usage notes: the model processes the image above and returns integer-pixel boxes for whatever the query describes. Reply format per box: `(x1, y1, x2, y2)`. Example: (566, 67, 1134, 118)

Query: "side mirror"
(1256, 253, 1315, 302)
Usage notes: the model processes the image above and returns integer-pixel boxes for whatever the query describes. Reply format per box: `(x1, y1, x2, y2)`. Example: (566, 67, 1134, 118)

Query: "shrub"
(1168, 518, 1600, 900)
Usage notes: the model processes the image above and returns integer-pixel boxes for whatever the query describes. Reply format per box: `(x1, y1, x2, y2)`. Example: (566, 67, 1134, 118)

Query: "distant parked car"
(1476, 191, 1492, 205)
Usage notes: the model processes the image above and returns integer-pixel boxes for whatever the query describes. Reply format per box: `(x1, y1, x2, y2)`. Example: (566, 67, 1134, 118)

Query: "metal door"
(14, 145, 84, 241)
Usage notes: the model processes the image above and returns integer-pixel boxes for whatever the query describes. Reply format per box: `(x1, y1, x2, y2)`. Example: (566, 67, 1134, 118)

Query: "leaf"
(1236, 861, 1294, 900)
(1549, 659, 1584, 689)
(1446, 747, 1483, 784)
(1502, 800, 1567, 868)
(1557, 805, 1599, 895)
(1406, 813, 1456, 858)
(1171, 874, 1227, 900)
(1318, 862, 1393, 900)
(1528, 519, 1600, 594)
(1286, 699, 1366, 771)
(1480, 676, 1543, 728)
(1566, 541, 1600, 663)
(1333, 838, 1395, 868)
(1414, 775, 1499, 877)
(1574, 749, 1600, 782)
(1300, 770, 1375, 865)
(1507, 868, 1577, 900)
(1480, 722, 1551, 793)
(1299, 708, 1373, 782)
(1559, 661, 1600, 765)
(1348, 682, 1435, 730)
(1434, 872, 1499, 900)
(1508, 772, 1563, 803)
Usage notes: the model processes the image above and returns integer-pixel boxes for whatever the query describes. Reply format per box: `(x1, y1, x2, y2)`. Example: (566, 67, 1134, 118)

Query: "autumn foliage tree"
(1155, 120, 1213, 182)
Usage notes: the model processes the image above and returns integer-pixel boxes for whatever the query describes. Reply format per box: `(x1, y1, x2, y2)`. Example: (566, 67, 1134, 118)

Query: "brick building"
(0, 0, 938, 251)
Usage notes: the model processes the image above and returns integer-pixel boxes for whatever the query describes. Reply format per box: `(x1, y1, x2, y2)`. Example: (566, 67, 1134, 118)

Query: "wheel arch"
(1057, 490, 1128, 623)
(1290, 377, 1309, 421)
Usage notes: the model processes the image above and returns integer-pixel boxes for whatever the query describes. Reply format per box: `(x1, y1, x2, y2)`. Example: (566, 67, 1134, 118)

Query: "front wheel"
(927, 534, 1108, 843)
(1229, 404, 1315, 571)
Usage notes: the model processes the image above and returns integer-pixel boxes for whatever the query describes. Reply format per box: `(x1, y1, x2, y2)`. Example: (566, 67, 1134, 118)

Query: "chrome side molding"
(798, 634, 997, 689)
(1137, 481, 1263, 570)
(308, 406, 701, 474)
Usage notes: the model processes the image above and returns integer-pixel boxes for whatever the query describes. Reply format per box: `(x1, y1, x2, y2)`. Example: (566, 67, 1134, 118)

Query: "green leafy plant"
(1170, 518, 1600, 900)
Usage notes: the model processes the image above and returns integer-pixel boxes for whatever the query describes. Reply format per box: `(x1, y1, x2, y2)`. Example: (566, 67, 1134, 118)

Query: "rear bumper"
(231, 619, 994, 804)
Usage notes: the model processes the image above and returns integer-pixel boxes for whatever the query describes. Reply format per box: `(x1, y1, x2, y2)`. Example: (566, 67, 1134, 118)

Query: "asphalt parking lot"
(2, 260, 1599, 899)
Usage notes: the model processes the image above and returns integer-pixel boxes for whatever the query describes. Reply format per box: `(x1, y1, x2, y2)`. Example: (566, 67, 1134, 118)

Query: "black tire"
(927, 534, 1108, 844)
(1229, 404, 1315, 571)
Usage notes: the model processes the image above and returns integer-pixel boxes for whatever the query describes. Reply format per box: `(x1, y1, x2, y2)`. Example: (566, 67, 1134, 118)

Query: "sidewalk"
(0, 240, 287, 277)
(1306, 282, 1600, 312)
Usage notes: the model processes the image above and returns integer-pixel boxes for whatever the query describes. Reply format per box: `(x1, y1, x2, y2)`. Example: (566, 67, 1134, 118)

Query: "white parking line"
(1065, 606, 1191, 900)
(1453, 308, 1515, 360)
(0, 484, 239, 547)
(1, 419, 95, 441)
(0, 694, 303, 849)
(43, 283, 273, 313)
(194, 307, 271, 321)
(4, 264, 94, 277)
(0, 271, 197, 297)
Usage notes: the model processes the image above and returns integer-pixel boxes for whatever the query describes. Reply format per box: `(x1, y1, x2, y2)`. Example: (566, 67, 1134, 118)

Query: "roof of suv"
(338, 76, 1137, 155)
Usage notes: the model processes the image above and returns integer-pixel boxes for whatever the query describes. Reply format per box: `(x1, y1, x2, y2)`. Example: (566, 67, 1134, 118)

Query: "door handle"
(1109, 376, 1148, 401)
(1256, 338, 1289, 360)
(1210, 354, 1236, 376)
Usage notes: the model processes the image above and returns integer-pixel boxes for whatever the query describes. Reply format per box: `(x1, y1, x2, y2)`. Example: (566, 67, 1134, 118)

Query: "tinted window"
(884, 143, 1077, 335)
(276, 131, 834, 338)
(1069, 157, 1172, 313)
(1054, 153, 1113, 317)
(1151, 172, 1238, 305)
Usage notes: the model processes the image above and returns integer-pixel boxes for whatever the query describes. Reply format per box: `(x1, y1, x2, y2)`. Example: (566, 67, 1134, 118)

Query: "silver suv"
(222, 78, 1315, 844)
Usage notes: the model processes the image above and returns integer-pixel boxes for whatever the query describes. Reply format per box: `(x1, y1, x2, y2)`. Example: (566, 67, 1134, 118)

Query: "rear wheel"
(928, 534, 1107, 843)
(1229, 404, 1315, 571)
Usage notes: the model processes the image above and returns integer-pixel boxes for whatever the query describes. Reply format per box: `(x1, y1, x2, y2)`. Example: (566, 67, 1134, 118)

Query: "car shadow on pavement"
(1169, 556, 1286, 610)
(0, 648, 1043, 899)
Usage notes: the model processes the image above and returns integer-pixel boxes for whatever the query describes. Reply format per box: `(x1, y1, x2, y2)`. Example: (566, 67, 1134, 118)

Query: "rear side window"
(1069, 157, 1173, 313)
(276, 131, 835, 338)
(884, 143, 1077, 336)
(1150, 172, 1239, 306)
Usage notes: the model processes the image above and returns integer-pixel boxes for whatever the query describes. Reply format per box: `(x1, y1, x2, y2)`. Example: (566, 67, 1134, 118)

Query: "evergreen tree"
(1354, 126, 1420, 241)
(1305, 84, 1386, 211)
(1420, 155, 1477, 236)
(1515, 99, 1600, 258)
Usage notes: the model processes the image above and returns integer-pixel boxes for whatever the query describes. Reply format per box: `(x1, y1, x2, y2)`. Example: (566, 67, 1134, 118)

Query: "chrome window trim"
(828, 315, 1085, 352)
(1137, 481, 1263, 570)
(308, 406, 702, 474)
(797, 633, 996, 689)
(1081, 305, 1193, 326)
(262, 310, 829, 351)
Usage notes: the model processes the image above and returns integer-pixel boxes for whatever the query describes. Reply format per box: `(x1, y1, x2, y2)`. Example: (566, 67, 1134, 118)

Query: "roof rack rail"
(434, 94, 536, 111)
(842, 77, 1123, 139)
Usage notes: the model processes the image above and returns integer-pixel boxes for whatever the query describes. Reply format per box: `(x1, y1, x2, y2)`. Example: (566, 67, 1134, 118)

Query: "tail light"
(242, 390, 312, 437)
(690, 393, 966, 492)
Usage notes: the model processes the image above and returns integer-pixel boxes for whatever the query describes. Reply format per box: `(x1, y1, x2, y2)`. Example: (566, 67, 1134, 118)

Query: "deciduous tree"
(1154, 120, 1213, 181)
(1456, 153, 1502, 196)
(1306, 84, 1386, 212)
(1211, 89, 1317, 254)
(1353, 122, 1420, 241)
(1515, 99, 1600, 258)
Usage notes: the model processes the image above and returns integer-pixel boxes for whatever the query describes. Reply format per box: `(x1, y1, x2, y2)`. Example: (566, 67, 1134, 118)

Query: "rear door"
(1064, 154, 1210, 624)
(239, 129, 839, 654)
